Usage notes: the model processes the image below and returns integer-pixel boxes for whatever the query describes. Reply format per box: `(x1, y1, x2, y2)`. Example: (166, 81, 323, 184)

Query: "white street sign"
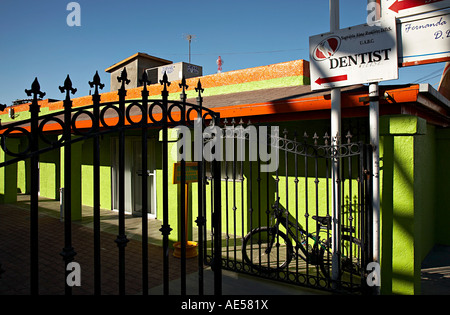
(397, 8, 450, 66)
(309, 18, 398, 91)
(382, 0, 450, 19)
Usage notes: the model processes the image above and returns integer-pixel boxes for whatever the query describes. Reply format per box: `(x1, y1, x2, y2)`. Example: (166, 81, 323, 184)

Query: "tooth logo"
(313, 36, 340, 61)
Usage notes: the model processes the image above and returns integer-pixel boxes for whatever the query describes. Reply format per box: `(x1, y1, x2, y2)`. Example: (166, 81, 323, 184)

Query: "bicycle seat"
(312, 215, 331, 229)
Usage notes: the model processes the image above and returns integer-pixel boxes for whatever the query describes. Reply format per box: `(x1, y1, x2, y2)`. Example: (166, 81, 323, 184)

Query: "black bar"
(232, 121, 237, 264)
(224, 122, 230, 263)
(160, 73, 171, 296)
(248, 122, 253, 271)
(196, 84, 204, 295)
(294, 132, 299, 275)
(304, 136, 309, 278)
(90, 72, 103, 295)
(141, 73, 149, 295)
(325, 142, 331, 286)
(180, 78, 187, 296)
(30, 142, 39, 295)
(60, 76, 77, 296)
(116, 69, 129, 295)
(213, 114, 222, 296)
(284, 130, 289, 275)
(25, 78, 43, 295)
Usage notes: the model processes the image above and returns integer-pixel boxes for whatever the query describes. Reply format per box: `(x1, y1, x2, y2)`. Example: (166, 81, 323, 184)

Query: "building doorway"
(111, 137, 157, 218)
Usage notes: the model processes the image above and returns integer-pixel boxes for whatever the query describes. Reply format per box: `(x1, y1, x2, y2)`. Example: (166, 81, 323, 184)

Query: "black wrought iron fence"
(0, 70, 223, 295)
(0, 69, 373, 296)
(201, 121, 373, 294)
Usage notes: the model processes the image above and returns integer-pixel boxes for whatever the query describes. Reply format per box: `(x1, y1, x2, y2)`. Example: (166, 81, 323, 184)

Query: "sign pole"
(172, 162, 199, 258)
(369, 0, 381, 294)
(330, 0, 341, 286)
(369, 82, 381, 293)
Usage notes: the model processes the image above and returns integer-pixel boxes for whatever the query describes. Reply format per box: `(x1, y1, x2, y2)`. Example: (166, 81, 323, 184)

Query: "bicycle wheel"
(319, 236, 362, 280)
(242, 227, 294, 272)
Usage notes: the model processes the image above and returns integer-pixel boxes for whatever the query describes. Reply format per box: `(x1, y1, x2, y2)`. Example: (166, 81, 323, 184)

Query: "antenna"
(216, 56, 224, 73)
(184, 34, 196, 64)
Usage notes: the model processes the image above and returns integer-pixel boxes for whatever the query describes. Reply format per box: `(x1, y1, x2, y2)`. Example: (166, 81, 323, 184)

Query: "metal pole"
(369, 82, 381, 293)
(368, 0, 381, 294)
(330, 0, 341, 285)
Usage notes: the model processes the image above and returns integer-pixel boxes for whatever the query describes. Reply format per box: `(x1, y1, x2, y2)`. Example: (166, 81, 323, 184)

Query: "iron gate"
(0, 70, 223, 295)
(201, 122, 373, 294)
(0, 70, 374, 295)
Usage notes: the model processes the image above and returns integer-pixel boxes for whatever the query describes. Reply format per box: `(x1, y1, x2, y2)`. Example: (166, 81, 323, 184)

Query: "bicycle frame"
(270, 207, 328, 265)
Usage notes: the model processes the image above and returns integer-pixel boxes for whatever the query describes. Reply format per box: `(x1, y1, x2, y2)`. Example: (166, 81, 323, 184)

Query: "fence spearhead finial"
(324, 132, 330, 145)
(59, 75, 77, 101)
(117, 68, 130, 91)
(139, 71, 150, 89)
(89, 71, 104, 95)
(159, 71, 170, 88)
(25, 77, 45, 114)
(195, 79, 204, 94)
(25, 77, 46, 100)
(179, 76, 188, 101)
(159, 71, 171, 98)
(346, 130, 352, 144)
(179, 76, 188, 90)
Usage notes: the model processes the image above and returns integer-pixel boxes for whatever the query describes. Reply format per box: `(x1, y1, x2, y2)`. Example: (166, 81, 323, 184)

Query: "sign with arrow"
(382, 0, 449, 19)
(309, 17, 398, 91)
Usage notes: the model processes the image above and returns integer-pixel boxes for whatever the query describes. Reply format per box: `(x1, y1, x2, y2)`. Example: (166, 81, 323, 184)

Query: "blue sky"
(0, 0, 446, 104)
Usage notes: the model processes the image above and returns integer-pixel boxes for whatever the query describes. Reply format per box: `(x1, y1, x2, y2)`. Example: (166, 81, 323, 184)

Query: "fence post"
(115, 68, 130, 295)
(25, 78, 45, 295)
(140, 71, 150, 295)
(59, 75, 77, 295)
(213, 113, 222, 296)
(159, 71, 172, 295)
(195, 79, 205, 295)
(89, 71, 104, 295)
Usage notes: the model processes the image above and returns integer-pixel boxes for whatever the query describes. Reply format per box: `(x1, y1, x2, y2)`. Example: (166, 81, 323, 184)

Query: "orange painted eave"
(211, 85, 421, 119)
(0, 84, 422, 134)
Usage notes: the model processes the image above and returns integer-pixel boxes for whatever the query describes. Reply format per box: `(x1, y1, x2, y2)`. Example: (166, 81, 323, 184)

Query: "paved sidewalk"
(0, 196, 321, 295)
(0, 200, 198, 295)
(1, 195, 448, 295)
(421, 245, 450, 295)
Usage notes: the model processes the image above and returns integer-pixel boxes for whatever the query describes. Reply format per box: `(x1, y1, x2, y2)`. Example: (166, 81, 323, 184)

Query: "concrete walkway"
(421, 244, 450, 295)
(1, 195, 449, 295)
(0, 195, 326, 295)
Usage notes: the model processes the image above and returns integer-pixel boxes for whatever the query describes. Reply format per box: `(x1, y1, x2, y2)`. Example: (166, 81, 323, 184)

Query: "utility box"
(105, 53, 172, 91)
(146, 62, 202, 83)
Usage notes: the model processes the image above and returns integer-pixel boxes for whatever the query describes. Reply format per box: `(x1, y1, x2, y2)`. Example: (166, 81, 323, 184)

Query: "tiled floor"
(0, 196, 198, 295)
(2, 195, 448, 295)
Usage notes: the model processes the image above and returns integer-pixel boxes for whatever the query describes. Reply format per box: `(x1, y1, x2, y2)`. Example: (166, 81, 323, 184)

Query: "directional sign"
(382, 0, 450, 19)
(309, 17, 398, 90)
(397, 9, 450, 66)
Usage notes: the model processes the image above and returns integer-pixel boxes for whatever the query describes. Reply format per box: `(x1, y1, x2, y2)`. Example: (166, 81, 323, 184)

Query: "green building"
(1, 53, 449, 294)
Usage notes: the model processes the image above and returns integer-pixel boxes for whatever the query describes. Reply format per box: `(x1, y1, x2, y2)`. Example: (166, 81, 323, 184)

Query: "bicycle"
(241, 200, 362, 281)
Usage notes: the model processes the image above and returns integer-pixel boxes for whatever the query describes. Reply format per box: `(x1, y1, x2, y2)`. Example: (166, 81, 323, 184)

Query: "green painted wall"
(80, 136, 112, 210)
(0, 138, 19, 203)
(60, 139, 83, 221)
(380, 115, 439, 295)
(38, 137, 61, 200)
(4, 103, 450, 296)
